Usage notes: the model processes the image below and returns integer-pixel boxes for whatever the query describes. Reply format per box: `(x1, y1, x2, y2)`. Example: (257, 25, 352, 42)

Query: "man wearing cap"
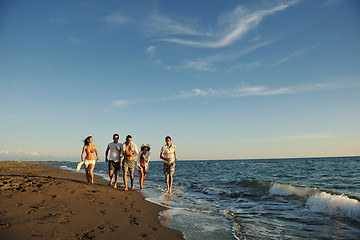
(105, 134, 123, 188)
(122, 135, 139, 191)
(160, 136, 177, 194)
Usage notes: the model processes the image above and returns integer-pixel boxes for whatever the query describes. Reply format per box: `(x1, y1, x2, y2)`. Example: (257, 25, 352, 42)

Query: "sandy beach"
(0, 161, 184, 240)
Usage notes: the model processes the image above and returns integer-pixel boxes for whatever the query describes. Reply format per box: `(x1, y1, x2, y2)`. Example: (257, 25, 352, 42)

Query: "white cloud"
(114, 100, 129, 107)
(228, 61, 261, 72)
(247, 133, 332, 142)
(146, 46, 156, 54)
(271, 46, 316, 67)
(170, 79, 360, 99)
(14, 150, 40, 156)
(174, 85, 291, 99)
(69, 38, 80, 44)
(162, 1, 299, 48)
(145, 13, 213, 37)
(0, 150, 9, 155)
(178, 40, 274, 71)
(106, 13, 132, 25)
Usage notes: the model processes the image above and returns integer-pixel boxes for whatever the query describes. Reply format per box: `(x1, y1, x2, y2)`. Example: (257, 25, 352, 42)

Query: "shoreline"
(0, 161, 184, 239)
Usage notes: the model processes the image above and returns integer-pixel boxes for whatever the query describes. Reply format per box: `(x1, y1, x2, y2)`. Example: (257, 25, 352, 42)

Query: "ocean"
(47, 156, 360, 240)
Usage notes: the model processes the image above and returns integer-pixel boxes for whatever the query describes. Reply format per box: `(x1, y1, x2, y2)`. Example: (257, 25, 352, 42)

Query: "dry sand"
(0, 161, 184, 240)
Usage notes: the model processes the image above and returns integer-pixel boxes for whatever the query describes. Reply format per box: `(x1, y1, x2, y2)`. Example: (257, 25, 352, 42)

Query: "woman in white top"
(136, 144, 151, 192)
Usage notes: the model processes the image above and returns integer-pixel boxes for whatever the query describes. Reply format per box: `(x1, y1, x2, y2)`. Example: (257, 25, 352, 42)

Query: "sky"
(0, 0, 359, 161)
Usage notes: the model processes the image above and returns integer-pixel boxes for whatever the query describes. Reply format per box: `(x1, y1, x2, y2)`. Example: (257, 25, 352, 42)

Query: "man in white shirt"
(160, 136, 177, 194)
(105, 134, 123, 188)
(122, 135, 139, 191)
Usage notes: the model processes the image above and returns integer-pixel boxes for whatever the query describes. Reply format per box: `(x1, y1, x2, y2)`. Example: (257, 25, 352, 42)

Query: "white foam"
(269, 183, 315, 197)
(306, 192, 360, 222)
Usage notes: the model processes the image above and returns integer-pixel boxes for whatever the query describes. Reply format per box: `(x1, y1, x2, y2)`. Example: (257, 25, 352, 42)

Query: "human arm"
(160, 150, 168, 162)
(105, 145, 110, 162)
(132, 144, 139, 157)
(95, 146, 99, 161)
(81, 146, 85, 162)
(141, 152, 150, 163)
(174, 150, 177, 161)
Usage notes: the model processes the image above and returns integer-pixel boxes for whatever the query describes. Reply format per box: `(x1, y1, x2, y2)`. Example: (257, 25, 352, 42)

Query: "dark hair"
(113, 134, 119, 138)
(141, 146, 150, 152)
(126, 135, 132, 140)
(84, 136, 92, 146)
(165, 136, 171, 141)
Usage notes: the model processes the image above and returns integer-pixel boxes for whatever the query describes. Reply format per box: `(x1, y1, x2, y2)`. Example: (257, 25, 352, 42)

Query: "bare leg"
(109, 169, 114, 185)
(168, 173, 173, 194)
(139, 169, 146, 192)
(130, 170, 134, 190)
(114, 173, 119, 188)
(84, 164, 91, 184)
(165, 174, 170, 193)
(138, 170, 143, 191)
(89, 164, 95, 184)
(123, 170, 128, 190)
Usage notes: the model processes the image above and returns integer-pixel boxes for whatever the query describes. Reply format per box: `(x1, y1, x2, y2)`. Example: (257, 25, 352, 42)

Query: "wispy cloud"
(113, 100, 129, 107)
(0, 150, 9, 155)
(106, 13, 133, 25)
(15, 150, 40, 156)
(144, 13, 213, 37)
(246, 133, 332, 142)
(111, 77, 360, 106)
(271, 46, 316, 67)
(162, 1, 299, 48)
(168, 79, 360, 99)
(146, 46, 156, 55)
(69, 38, 80, 44)
(177, 39, 274, 71)
(0, 150, 40, 157)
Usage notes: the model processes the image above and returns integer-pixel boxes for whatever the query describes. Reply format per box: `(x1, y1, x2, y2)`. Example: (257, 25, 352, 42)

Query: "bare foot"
(140, 188, 143, 192)
(108, 181, 113, 185)
(113, 184, 117, 189)
(124, 187, 128, 191)
(131, 185, 134, 191)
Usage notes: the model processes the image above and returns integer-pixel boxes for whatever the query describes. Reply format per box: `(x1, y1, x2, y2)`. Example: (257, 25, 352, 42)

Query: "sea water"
(47, 157, 360, 239)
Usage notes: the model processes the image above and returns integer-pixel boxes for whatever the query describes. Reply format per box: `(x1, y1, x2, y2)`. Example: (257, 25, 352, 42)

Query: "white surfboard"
(77, 161, 84, 171)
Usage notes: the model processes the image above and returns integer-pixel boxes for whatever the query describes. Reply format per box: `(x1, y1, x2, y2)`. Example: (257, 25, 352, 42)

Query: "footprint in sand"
(129, 215, 139, 225)
(0, 222, 11, 230)
(99, 210, 106, 214)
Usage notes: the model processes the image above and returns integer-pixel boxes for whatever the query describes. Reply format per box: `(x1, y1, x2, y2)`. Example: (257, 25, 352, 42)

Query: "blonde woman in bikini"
(81, 136, 99, 185)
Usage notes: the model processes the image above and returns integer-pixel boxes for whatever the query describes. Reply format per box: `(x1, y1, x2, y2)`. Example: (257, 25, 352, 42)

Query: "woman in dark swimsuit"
(136, 144, 151, 192)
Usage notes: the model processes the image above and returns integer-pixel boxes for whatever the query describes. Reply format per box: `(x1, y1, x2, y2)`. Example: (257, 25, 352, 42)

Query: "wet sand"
(0, 161, 184, 240)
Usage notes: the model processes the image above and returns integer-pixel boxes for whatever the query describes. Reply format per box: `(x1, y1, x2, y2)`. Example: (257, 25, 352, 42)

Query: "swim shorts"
(108, 160, 121, 175)
(84, 160, 96, 165)
(123, 159, 135, 172)
(163, 162, 175, 174)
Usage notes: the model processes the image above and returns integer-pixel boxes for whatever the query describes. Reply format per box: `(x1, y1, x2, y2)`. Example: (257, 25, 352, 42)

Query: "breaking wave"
(307, 192, 360, 222)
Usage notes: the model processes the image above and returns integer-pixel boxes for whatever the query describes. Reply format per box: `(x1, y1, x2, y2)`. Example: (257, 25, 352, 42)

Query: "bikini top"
(86, 147, 95, 154)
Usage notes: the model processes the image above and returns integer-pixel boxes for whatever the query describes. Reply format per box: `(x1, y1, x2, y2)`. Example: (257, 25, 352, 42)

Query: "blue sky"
(1, 0, 359, 161)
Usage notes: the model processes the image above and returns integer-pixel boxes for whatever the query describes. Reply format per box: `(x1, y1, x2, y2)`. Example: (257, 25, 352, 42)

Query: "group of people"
(81, 135, 177, 194)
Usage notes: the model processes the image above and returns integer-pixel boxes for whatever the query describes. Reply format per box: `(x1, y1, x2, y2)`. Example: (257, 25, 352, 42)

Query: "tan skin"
(105, 136, 123, 188)
(160, 138, 177, 195)
(81, 137, 99, 185)
(122, 137, 138, 191)
(138, 147, 149, 192)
